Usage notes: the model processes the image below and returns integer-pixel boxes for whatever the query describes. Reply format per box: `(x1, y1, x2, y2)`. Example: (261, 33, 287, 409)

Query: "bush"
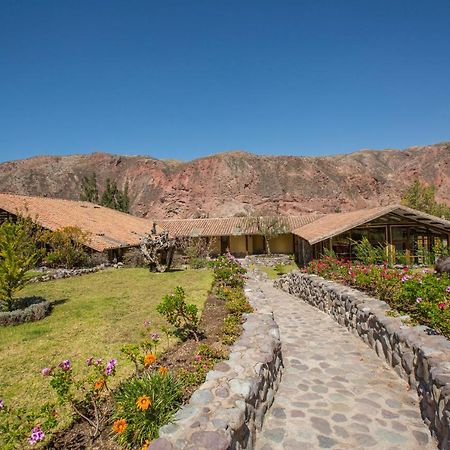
(42, 226, 90, 269)
(210, 254, 246, 288)
(0, 297, 51, 326)
(156, 286, 200, 341)
(352, 237, 386, 265)
(122, 248, 147, 268)
(221, 315, 241, 345)
(112, 371, 183, 448)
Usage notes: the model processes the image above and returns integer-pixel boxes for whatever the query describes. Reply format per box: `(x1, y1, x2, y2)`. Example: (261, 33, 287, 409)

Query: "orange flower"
(144, 353, 156, 367)
(141, 439, 151, 450)
(112, 418, 127, 433)
(136, 395, 152, 411)
(158, 366, 168, 376)
(94, 379, 105, 390)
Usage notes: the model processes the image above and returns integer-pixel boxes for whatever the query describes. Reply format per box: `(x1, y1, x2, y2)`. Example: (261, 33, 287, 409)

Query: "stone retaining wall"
(28, 263, 122, 283)
(274, 271, 450, 449)
(151, 312, 283, 450)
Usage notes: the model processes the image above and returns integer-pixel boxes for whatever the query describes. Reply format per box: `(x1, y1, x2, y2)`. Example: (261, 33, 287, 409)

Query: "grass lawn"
(0, 268, 212, 414)
(255, 262, 299, 279)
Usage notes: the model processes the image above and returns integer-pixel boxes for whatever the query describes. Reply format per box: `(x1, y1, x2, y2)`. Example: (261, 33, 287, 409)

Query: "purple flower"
(416, 297, 422, 303)
(446, 286, 450, 293)
(28, 426, 45, 445)
(401, 275, 412, 283)
(0, 399, 4, 409)
(95, 358, 102, 366)
(86, 357, 94, 366)
(151, 332, 160, 341)
(41, 367, 51, 376)
(423, 268, 430, 273)
(105, 358, 117, 376)
(59, 360, 71, 371)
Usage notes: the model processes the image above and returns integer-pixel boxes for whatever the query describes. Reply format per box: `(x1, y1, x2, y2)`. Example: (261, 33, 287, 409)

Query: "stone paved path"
(246, 273, 437, 450)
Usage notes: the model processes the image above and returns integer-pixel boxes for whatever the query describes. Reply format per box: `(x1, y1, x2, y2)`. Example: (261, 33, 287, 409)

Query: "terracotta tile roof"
(293, 205, 450, 244)
(0, 193, 158, 252)
(156, 214, 321, 237)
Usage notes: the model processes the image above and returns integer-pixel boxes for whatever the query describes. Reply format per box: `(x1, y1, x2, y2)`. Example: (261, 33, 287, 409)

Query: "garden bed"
(306, 256, 450, 337)
(48, 292, 231, 450)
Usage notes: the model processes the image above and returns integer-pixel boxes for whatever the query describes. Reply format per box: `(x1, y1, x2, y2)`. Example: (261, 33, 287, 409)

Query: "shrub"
(44, 356, 118, 438)
(210, 254, 246, 288)
(223, 288, 253, 316)
(0, 220, 41, 311)
(42, 226, 90, 268)
(221, 315, 241, 345)
(156, 286, 200, 341)
(352, 237, 386, 265)
(112, 370, 183, 448)
(0, 297, 51, 326)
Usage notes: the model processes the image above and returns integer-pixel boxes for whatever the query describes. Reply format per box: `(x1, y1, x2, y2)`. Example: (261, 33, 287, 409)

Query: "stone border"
(151, 309, 283, 449)
(28, 263, 122, 283)
(275, 271, 450, 449)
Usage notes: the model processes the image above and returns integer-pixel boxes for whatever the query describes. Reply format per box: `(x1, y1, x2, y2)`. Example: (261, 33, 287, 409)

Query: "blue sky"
(1, 0, 450, 163)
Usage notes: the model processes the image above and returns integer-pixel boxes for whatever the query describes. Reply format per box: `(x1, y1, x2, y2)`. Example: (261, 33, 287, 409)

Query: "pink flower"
(86, 357, 94, 366)
(41, 367, 51, 376)
(28, 426, 45, 445)
(416, 297, 422, 303)
(95, 358, 102, 366)
(446, 286, 450, 293)
(438, 302, 446, 310)
(0, 399, 4, 409)
(105, 358, 117, 376)
(59, 360, 71, 371)
(144, 320, 151, 328)
(194, 354, 202, 362)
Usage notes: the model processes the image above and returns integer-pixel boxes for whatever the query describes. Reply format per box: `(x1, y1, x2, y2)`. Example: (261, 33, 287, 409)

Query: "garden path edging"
(151, 305, 283, 449)
(274, 270, 450, 449)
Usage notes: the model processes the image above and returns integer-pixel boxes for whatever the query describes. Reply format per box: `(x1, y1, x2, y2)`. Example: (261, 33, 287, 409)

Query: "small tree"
(156, 286, 200, 341)
(0, 220, 40, 311)
(245, 216, 289, 255)
(80, 172, 99, 203)
(401, 180, 450, 220)
(99, 179, 130, 213)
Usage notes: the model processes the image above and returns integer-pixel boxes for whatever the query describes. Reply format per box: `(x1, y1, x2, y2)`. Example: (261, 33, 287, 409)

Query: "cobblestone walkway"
(246, 273, 437, 450)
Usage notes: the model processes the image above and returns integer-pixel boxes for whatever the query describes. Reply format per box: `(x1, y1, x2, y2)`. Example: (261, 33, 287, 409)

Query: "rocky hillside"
(1, 143, 449, 218)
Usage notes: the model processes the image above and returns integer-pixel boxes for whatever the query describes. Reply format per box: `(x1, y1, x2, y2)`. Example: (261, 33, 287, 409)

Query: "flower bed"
(306, 257, 450, 338)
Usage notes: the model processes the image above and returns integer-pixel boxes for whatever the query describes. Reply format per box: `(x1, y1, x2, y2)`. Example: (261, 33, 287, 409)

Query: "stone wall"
(28, 263, 122, 283)
(151, 312, 283, 450)
(274, 271, 450, 449)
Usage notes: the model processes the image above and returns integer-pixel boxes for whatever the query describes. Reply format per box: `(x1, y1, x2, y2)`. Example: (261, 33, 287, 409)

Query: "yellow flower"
(94, 379, 105, 390)
(136, 395, 152, 411)
(158, 366, 168, 376)
(141, 439, 152, 450)
(112, 418, 127, 433)
(144, 353, 156, 367)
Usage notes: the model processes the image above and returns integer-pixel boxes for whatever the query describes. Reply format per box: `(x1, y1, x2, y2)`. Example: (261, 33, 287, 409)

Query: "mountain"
(1, 143, 449, 218)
